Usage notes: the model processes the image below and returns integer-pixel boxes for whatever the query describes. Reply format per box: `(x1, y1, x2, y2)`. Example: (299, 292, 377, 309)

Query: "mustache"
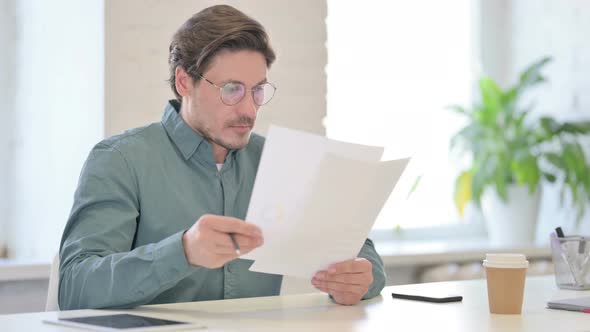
(227, 116, 255, 127)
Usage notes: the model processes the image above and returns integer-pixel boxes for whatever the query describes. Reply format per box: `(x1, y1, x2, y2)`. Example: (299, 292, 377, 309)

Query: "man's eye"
(224, 83, 242, 93)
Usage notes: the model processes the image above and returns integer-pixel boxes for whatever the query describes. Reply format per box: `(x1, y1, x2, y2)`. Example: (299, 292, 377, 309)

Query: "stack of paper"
(244, 126, 409, 279)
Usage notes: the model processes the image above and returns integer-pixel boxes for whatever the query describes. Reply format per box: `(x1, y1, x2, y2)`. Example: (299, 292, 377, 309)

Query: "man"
(59, 4, 385, 310)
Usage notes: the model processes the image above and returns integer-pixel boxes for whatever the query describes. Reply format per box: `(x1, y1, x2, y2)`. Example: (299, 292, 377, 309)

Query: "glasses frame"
(198, 74, 276, 106)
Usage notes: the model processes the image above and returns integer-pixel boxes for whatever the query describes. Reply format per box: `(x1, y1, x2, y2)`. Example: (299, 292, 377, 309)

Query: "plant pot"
(481, 185, 540, 247)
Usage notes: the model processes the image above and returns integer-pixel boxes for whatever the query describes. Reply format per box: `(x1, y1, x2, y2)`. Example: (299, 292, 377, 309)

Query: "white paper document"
(244, 126, 409, 279)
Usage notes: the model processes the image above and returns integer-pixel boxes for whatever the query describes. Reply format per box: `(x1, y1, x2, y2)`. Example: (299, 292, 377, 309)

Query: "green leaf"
(454, 170, 473, 217)
(569, 143, 590, 201)
(518, 56, 552, 89)
(479, 77, 504, 118)
(450, 123, 483, 152)
(473, 106, 496, 128)
(545, 153, 565, 169)
(566, 177, 580, 207)
(446, 105, 470, 116)
(528, 165, 541, 194)
(559, 121, 590, 135)
(502, 87, 519, 107)
(511, 154, 540, 194)
(470, 153, 497, 205)
(540, 117, 559, 132)
(407, 175, 422, 199)
(563, 144, 583, 179)
(494, 169, 508, 202)
(514, 111, 528, 130)
(534, 117, 559, 143)
(559, 142, 590, 221)
(543, 173, 557, 183)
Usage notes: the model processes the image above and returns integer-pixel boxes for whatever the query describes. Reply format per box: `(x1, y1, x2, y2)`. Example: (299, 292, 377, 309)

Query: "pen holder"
(550, 234, 590, 290)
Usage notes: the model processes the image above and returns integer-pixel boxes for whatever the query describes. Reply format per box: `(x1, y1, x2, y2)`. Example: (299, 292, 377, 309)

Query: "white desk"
(2, 276, 590, 331)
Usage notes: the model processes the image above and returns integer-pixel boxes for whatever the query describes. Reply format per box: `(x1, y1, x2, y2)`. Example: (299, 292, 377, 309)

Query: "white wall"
(510, 0, 590, 241)
(478, 0, 511, 87)
(0, 0, 16, 255)
(508, 0, 590, 118)
(5, 0, 326, 261)
(480, 0, 590, 241)
(105, 0, 327, 137)
(9, 0, 104, 260)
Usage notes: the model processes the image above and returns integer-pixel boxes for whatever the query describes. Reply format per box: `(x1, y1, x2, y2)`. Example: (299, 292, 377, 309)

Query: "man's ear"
(175, 67, 193, 97)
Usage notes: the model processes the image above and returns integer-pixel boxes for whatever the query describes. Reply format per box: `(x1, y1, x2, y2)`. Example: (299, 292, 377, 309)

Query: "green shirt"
(59, 100, 386, 310)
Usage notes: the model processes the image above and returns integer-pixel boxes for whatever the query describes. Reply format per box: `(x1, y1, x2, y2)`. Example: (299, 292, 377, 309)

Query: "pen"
(555, 227, 565, 238)
(578, 236, 586, 254)
(229, 233, 241, 255)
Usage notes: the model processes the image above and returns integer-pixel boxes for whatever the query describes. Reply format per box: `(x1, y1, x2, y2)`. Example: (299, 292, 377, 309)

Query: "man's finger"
(313, 283, 363, 303)
(327, 258, 372, 275)
(200, 215, 262, 237)
(314, 271, 370, 286)
(196, 229, 232, 249)
(331, 292, 362, 306)
(212, 233, 261, 248)
(233, 233, 264, 248)
(214, 240, 260, 254)
(213, 244, 243, 255)
(312, 279, 366, 295)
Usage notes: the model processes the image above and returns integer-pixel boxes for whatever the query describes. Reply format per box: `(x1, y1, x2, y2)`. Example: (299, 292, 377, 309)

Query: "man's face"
(183, 50, 268, 152)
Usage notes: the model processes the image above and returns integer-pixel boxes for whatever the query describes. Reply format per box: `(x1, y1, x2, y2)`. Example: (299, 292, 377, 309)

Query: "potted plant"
(451, 56, 590, 246)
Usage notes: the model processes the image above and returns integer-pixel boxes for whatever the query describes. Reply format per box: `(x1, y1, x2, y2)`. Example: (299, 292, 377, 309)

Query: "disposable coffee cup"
(483, 253, 529, 314)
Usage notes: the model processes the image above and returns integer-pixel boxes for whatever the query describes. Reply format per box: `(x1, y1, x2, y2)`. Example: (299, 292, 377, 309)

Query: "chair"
(45, 254, 60, 311)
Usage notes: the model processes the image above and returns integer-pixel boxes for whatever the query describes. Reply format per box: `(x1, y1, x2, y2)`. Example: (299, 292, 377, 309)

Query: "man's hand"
(182, 214, 263, 269)
(311, 258, 373, 305)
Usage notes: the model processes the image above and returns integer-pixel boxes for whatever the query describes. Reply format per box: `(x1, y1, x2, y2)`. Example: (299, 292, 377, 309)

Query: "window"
(1, 1, 104, 260)
(0, 0, 16, 257)
(326, 1, 478, 235)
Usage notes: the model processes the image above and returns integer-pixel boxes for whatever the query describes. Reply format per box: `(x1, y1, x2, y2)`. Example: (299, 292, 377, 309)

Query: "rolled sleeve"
(357, 238, 386, 300)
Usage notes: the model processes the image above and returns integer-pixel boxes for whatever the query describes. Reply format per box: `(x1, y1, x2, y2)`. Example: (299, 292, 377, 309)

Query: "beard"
(209, 130, 251, 150)
(199, 115, 255, 151)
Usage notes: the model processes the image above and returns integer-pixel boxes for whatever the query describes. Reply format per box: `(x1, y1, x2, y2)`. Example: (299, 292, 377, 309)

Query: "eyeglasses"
(198, 74, 276, 106)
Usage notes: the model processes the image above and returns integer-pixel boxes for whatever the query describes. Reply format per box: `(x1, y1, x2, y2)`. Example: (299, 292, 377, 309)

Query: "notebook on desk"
(547, 297, 590, 313)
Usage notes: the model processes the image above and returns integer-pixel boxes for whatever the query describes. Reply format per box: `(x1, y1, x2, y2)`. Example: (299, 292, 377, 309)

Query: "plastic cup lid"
(482, 253, 529, 269)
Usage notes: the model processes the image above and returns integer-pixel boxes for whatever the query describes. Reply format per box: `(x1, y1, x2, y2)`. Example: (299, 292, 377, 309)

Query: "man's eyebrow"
(255, 78, 268, 85)
(222, 78, 268, 86)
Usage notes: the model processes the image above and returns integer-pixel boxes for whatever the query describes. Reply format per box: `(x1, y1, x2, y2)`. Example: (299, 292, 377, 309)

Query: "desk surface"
(2, 276, 590, 331)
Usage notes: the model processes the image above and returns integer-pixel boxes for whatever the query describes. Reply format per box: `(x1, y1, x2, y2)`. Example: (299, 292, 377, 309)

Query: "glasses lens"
(221, 82, 246, 105)
(253, 83, 276, 106)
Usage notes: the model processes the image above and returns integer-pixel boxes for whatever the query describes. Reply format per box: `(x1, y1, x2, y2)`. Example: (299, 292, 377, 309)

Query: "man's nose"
(236, 91, 258, 118)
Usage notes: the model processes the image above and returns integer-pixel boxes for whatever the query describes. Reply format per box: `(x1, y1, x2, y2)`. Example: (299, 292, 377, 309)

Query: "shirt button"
(226, 263, 233, 273)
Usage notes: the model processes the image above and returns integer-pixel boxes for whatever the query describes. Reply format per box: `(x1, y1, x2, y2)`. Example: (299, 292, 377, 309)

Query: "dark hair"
(168, 5, 276, 101)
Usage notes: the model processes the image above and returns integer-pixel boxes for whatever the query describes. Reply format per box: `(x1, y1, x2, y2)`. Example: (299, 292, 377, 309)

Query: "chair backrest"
(45, 254, 60, 311)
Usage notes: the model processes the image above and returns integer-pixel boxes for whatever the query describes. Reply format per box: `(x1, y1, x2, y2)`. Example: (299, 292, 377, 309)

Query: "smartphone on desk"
(391, 292, 463, 303)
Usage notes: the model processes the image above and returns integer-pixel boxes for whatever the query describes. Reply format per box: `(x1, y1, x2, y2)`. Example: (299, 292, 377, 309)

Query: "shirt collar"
(161, 100, 238, 167)
(161, 100, 207, 161)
